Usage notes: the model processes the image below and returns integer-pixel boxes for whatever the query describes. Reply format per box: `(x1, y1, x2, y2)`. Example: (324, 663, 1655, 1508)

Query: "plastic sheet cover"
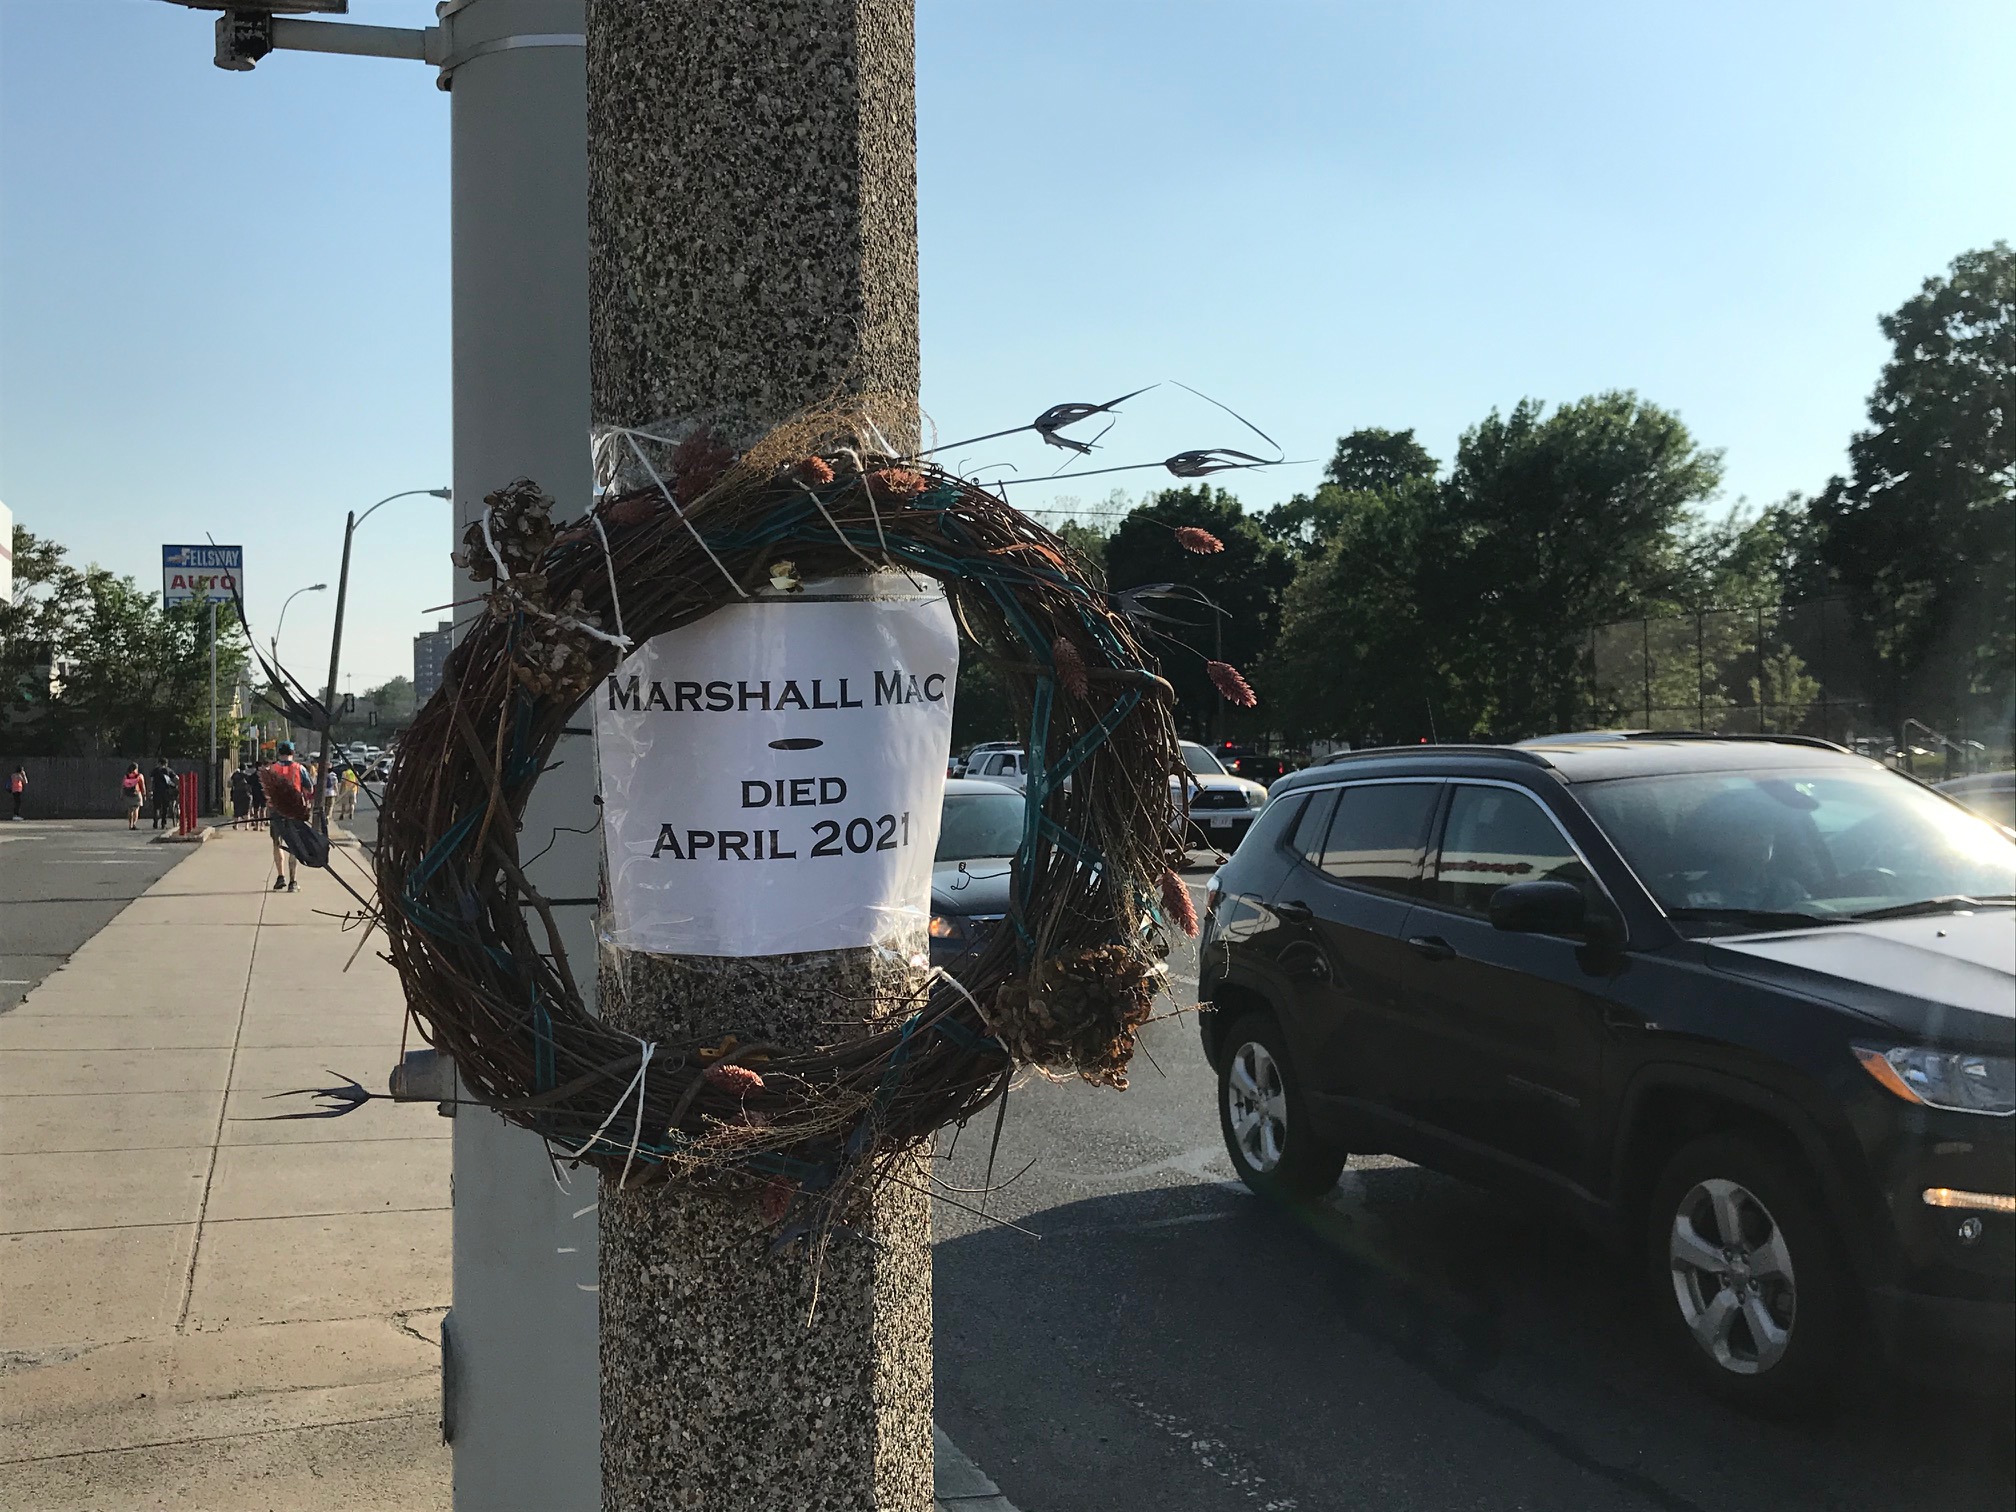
(593, 581, 958, 957)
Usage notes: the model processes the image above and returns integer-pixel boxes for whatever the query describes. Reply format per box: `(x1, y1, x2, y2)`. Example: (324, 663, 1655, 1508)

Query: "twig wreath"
(374, 405, 1203, 1218)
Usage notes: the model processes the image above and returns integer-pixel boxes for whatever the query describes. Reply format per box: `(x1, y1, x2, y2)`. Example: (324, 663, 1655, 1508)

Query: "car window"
(936, 791, 1026, 862)
(1289, 788, 1338, 865)
(1181, 744, 1228, 777)
(1576, 768, 2016, 923)
(1433, 785, 1592, 916)
(1317, 782, 1440, 897)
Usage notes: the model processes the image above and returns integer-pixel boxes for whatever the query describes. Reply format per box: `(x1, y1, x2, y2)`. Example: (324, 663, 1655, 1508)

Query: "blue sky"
(3, 1, 2011, 689)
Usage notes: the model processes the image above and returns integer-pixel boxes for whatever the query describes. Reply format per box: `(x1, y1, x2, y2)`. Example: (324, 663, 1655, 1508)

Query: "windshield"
(1577, 768, 2016, 929)
(1181, 743, 1227, 777)
(936, 791, 1026, 862)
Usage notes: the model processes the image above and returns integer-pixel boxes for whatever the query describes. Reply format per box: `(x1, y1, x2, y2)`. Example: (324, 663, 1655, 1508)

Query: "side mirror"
(1491, 880, 1625, 949)
(1490, 880, 1588, 935)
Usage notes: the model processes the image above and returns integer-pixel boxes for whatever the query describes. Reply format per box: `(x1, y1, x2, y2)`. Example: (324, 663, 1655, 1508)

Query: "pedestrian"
(120, 763, 146, 830)
(229, 766, 251, 828)
(150, 758, 178, 830)
(337, 763, 361, 821)
(266, 741, 312, 892)
(6, 764, 24, 820)
(249, 760, 268, 824)
(318, 760, 339, 822)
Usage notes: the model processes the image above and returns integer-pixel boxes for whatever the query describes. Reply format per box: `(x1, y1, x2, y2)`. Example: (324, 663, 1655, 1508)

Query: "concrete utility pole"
(586, 3, 931, 1508)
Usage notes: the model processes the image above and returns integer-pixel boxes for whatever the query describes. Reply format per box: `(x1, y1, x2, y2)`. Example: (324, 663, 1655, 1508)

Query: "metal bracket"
(433, 33, 586, 91)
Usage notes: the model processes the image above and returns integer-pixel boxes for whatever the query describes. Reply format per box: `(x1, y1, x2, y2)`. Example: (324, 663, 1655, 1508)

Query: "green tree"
(1263, 427, 1438, 559)
(1810, 243, 2015, 731)
(0, 525, 250, 757)
(1104, 486, 1295, 742)
(1269, 394, 1723, 742)
(0, 526, 84, 732)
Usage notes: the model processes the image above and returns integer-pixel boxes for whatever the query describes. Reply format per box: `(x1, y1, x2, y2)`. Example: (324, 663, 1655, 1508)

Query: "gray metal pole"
(441, 5, 600, 1507)
(587, 4, 930, 1508)
(209, 599, 219, 813)
(313, 511, 355, 836)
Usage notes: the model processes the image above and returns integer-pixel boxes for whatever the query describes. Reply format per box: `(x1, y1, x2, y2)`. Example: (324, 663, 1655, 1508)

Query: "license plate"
(1208, 815, 1236, 828)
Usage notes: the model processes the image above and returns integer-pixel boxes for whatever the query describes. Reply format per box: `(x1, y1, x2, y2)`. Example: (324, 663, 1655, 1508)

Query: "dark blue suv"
(1196, 736, 2014, 1413)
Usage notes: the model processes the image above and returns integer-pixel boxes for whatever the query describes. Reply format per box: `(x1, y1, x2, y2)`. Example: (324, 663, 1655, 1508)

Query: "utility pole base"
(598, 949, 934, 1512)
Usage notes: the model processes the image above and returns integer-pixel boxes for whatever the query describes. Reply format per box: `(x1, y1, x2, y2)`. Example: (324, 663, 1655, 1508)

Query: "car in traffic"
(928, 778, 1025, 971)
(1196, 734, 2014, 1412)
(964, 747, 1029, 790)
(1174, 740, 1270, 850)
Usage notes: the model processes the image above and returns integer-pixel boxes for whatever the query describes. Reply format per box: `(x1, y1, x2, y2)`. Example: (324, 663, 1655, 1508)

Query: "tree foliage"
(1104, 486, 1295, 742)
(0, 524, 251, 757)
(1809, 242, 2015, 728)
(1269, 393, 1724, 742)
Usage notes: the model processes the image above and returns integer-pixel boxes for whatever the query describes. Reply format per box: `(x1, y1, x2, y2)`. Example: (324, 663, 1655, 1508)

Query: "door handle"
(1274, 899, 1314, 923)
(1407, 934, 1457, 962)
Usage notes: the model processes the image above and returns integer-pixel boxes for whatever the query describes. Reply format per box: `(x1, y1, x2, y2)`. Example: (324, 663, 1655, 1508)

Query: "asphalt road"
(931, 861, 2016, 1512)
(0, 819, 191, 1009)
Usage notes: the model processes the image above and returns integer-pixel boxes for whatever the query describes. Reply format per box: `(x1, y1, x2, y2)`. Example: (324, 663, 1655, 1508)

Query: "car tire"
(1217, 1011, 1344, 1202)
(1646, 1133, 1852, 1416)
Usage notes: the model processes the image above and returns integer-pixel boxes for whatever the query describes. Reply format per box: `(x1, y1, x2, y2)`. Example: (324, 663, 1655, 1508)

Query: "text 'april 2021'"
(647, 811, 914, 861)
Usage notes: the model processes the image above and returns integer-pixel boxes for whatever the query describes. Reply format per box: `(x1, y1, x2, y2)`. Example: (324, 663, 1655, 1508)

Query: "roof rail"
(1305, 743, 1555, 770)
(1615, 732, 1851, 754)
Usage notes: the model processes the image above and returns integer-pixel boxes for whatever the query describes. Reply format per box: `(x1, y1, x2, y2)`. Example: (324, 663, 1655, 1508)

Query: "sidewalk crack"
(174, 874, 269, 1334)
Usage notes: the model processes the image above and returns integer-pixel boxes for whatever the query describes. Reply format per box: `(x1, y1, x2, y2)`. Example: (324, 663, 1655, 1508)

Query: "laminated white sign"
(593, 579, 959, 957)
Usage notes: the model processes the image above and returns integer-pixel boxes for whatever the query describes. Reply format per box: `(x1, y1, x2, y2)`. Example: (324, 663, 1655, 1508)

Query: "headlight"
(928, 914, 968, 943)
(1853, 1044, 2016, 1116)
(1245, 788, 1267, 810)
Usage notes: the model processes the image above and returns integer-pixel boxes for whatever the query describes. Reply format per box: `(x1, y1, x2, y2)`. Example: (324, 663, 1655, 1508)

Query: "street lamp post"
(314, 489, 450, 834)
(272, 582, 327, 751)
(273, 582, 327, 665)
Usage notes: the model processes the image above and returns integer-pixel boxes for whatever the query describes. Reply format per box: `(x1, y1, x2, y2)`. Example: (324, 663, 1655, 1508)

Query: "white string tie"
(562, 1036, 657, 1193)
(590, 513, 628, 646)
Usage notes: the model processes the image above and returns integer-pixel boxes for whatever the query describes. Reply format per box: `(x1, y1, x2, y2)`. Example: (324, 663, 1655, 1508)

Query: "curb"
(936, 1426, 1021, 1511)
(148, 825, 214, 845)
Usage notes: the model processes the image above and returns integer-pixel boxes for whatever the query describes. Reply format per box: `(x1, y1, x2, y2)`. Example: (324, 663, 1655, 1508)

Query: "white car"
(1170, 741, 1269, 849)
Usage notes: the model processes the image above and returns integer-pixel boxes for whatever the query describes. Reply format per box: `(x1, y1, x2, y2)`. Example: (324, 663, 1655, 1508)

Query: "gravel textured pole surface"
(588, 3, 931, 1508)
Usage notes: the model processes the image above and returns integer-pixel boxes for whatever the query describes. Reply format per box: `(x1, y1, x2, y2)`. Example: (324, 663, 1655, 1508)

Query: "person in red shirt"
(266, 742, 313, 893)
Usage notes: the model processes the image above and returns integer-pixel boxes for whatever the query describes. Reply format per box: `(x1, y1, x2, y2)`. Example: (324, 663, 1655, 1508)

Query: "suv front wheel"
(1647, 1133, 1852, 1415)
(1217, 1012, 1344, 1201)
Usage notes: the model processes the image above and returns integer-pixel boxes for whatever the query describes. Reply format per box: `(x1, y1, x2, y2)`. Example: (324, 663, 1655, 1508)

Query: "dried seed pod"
(1206, 660, 1258, 708)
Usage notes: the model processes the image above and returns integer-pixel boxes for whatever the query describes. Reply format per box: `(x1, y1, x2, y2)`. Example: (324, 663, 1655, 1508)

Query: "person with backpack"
(150, 758, 178, 830)
(266, 742, 312, 892)
(120, 763, 146, 829)
(7, 765, 24, 820)
(229, 766, 252, 828)
(249, 761, 268, 824)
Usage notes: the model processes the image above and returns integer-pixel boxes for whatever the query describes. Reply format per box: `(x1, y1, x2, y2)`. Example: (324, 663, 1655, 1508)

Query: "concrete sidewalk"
(1, 828, 450, 1510)
(2, 826, 1019, 1511)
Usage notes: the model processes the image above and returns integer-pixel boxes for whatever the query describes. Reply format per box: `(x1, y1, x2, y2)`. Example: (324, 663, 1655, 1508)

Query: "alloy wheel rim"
(1226, 1040, 1288, 1173)
(1668, 1177, 1797, 1375)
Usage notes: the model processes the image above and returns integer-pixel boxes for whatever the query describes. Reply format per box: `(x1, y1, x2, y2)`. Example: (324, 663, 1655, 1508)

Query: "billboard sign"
(162, 544, 245, 605)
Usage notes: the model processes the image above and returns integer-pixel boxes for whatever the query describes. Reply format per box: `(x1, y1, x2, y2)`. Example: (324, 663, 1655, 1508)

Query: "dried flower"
(870, 467, 927, 499)
(669, 430, 736, 505)
(768, 559, 803, 593)
(799, 456, 836, 486)
(1053, 637, 1089, 699)
(604, 494, 656, 526)
(1175, 526, 1223, 555)
(1206, 660, 1258, 708)
(1161, 868, 1199, 937)
(703, 1062, 766, 1097)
